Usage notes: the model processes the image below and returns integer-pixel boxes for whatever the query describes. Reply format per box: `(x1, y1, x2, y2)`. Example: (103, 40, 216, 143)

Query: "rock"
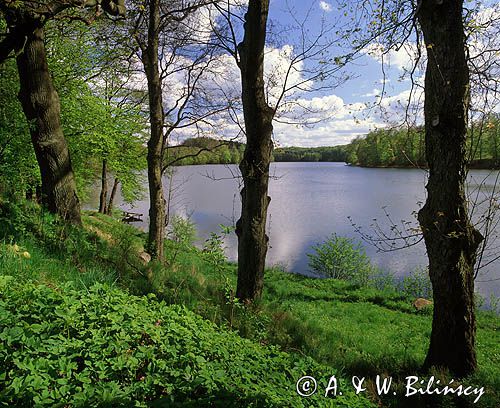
(413, 298, 433, 310)
(138, 251, 151, 265)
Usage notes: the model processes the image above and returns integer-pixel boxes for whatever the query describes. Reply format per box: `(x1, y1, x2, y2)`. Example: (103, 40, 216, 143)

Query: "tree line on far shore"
(176, 114, 500, 168)
(346, 114, 500, 168)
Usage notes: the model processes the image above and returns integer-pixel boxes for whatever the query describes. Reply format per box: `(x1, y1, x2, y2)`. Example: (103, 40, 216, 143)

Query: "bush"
(398, 266, 432, 299)
(0, 277, 372, 407)
(168, 215, 197, 249)
(307, 234, 372, 286)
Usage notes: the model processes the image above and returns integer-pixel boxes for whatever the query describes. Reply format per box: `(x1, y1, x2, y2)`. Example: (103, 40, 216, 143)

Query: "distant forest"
(346, 113, 500, 168)
(169, 137, 348, 165)
(170, 114, 500, 168)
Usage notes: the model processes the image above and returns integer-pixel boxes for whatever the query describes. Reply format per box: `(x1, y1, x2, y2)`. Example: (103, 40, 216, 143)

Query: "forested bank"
(345, 116, 500, 168)
(169, 139, 349, 165)
(171, 118, 500, 168)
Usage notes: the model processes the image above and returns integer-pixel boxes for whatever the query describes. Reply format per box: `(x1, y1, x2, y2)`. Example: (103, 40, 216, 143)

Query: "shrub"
(201, 225, 233, 274)
(168, 215, 197, 249)
(398, 266, 432, 299)
(307, 234, 372, 286)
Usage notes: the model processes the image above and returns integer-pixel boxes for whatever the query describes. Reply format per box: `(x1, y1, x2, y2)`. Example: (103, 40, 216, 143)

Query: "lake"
(90, 162, 500, 299)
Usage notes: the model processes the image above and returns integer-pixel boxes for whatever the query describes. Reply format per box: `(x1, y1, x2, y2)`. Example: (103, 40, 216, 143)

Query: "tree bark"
(235, 0, 274, 303)
(98, 159, 108, 214)
(16, 23, 81, 224)
(106, 177, 119, 215)
(143, 0, 166, 261)
(417, 0, 483, 377)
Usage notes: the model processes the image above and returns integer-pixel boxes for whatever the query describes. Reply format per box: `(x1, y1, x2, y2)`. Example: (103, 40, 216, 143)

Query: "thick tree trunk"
(106, 177, 119, 215)
(144, 0, 166, 261)
(98, 159, 108, 214)
(235, 0, 274, 303)
(16, 24, 81, 224)
(417, 0, 483, 377)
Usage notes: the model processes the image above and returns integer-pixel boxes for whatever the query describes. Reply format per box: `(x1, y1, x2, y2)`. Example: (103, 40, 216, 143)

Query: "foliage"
(346, 117, 500, 168)
(164, 216, 198, 267)
(0, 58, 39, 196)
(0, 277, 371, 407)
(0, 201, 498, 407)
(168, 137, 245, 166)
(346, 127, 426, 167)
(0, 198, 149, 293)
(168, 216, 197, 249)
(202, 225, 234, 273)
(167, 138, 349, 165)
(0, 19, 148, 203)
(307, 234, 372, 286)
(273, 146, 348, 162)
(46, 20, 148, 202)
(397, 266, 432, 300)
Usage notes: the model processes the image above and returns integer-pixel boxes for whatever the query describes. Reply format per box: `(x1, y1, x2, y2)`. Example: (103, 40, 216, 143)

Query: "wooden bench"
(122, 211, 143, 223)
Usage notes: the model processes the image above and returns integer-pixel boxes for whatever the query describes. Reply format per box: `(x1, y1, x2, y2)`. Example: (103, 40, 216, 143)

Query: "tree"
(210, 0, 353, 302)
(0, 0, 126, 223)
(16, 22, 82, 223)
(416, 0, 483, 376)
(129, 0, 226, 261)
(339, 0, 499, 376)
(0, 53, 39, 197)
(233, 0, 274, 302)
(46, 20, 148, 210)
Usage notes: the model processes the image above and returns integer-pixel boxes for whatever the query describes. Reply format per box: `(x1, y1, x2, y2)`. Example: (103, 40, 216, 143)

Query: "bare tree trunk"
(417, 0, 483, 377)
(143, 0, 166, 261)
(16, 24, 81, 224)
(235, 0, 274, 303)
(98, 159, 108, 214)
(106, 177, 119, 215)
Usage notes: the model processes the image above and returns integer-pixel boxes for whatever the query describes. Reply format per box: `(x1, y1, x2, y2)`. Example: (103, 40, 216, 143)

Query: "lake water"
(90, 162, 500, 299)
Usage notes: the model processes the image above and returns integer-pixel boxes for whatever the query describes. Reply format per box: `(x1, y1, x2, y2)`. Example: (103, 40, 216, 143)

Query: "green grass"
(0, 199, 498, 407)
(150, 254, 499, 407)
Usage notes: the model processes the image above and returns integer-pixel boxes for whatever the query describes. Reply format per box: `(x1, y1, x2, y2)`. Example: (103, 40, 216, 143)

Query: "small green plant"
(168, 215, 197, 248)
(368, 266, 397, 291)
(307, 234, 372, 285)
(398, 266, 432, 299)
(0, 278, 370, 407)
(165, 216, 197, 266)
(202, 224, 233, 273)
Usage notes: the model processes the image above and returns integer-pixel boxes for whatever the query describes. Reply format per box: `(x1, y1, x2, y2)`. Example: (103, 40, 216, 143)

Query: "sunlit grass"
(1, 205, 498, 407)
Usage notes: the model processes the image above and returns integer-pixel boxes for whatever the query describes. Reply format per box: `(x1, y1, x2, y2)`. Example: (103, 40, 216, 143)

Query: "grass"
(0, 199, 498, 407)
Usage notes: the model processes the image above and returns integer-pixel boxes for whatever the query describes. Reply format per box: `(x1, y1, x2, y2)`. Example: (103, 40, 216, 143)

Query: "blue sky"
(160, 0, 497, 147)
(254, 0, 425, 147)
(253, 0, 499, 147)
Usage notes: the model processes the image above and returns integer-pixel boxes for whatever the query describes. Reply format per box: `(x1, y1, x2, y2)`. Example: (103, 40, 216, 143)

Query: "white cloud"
(319, 1, 332, 12)
(363, 42, 422, 73)
(362, 89, 381, 98)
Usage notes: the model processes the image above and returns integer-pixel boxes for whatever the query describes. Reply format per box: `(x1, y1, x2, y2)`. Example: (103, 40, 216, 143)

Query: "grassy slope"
(1, 208, 498, 407)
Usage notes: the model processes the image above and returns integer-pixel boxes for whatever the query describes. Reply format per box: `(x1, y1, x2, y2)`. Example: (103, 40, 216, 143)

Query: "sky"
(157, 0, 499, 148)
(260, 0, 423, 147)
(247, 0, 498, 148)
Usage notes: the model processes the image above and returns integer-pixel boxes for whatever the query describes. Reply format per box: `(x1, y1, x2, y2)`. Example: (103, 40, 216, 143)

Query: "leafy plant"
(202, 224, 233, 273)
(169, 215, 197, 249)
(398, 266, 432, 299)
(307, 234, 372, 285)
(0, 278, 370, 407)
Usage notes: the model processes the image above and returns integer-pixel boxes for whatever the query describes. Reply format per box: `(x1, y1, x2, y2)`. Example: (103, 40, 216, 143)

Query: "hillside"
(0, 199, 498, 407)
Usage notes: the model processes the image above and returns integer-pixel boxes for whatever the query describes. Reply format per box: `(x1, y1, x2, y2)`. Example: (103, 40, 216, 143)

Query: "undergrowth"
(0, 198, 498, 407)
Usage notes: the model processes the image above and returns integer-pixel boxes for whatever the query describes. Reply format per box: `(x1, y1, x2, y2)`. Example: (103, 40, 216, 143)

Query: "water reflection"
(86, 162, 500, 298)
